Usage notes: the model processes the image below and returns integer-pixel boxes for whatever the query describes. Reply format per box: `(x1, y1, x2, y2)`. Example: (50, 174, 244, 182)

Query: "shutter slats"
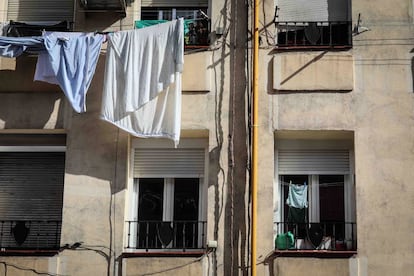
(277, 0, 329, 22)
(278, 149, 350, 174)
(7, 0, 74, 21)
(0, 152, 65, 221)
(277, 0, 349, 22)
(134, 148, 205, 177)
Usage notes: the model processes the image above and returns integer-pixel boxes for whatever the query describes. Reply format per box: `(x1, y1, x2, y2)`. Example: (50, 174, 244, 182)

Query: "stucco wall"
(266, 0, 414, 275)
(0, 0, 412, 275)
(123, 257, 205, 275)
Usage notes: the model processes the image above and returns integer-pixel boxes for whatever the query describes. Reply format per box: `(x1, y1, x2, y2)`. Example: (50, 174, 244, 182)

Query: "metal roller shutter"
(277, 0, 348, 22)
(0, 152, 65, 221)
(134, 148, 205, 178)
(278, 149, 350, 175)
(7, 0, 74, 22)
(0, 152, 65, 249)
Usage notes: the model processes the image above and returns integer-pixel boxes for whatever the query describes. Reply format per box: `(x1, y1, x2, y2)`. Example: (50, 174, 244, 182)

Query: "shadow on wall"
(0, 55, 66, 128)
(0, 92, 65, 130)
(59, 55, 128, 196)
(0, 56, 61, 92)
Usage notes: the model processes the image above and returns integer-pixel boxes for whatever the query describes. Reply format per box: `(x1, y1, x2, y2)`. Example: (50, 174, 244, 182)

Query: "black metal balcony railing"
(0, 220, 61, 250)
(275, 21, 352, 48)
(125, 220, 207, 251)
(274, 221, 357, 251)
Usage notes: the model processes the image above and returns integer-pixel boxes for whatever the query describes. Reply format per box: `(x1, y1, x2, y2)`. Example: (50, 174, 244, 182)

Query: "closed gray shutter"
(0, 152, 64, 249)
(278, 149, 350, 175)
(0, 152, 65, 221)
(134, 148, 205, 178)
(7, 0, 74, 22)
(141, 0, 207, 7)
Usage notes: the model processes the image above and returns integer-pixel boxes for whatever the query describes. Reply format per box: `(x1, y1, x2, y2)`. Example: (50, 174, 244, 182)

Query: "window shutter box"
(278, 149, 350, 175)
(134, 148, 205, 178)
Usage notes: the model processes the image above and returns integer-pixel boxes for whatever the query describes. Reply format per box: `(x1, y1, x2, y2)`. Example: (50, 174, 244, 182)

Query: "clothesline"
(0, 19, 185, 146)
(280, 180, 345, 187)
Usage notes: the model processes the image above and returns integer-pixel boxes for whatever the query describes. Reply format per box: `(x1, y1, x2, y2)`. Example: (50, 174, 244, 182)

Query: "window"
(6, 0, 73, 37)
(0, 134, 65, 252)
(126, 139, 207, 252)
(139, 0, 209, 47)
(274, 0, 352, 48)
(274, 138, 356, 253)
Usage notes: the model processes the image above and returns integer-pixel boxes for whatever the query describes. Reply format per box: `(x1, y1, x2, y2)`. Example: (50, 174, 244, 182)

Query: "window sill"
(274, 249, 357, 258)
(0, 249, 59, 256)
(274, 45, 352, 52)
(122, 250, 207, 258)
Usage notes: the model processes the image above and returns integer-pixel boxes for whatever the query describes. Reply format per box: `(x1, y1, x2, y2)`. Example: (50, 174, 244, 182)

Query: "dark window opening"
(275, 21, 352, 49)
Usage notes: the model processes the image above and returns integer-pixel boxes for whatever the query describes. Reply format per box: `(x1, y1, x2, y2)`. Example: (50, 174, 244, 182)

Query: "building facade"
(0, 0, 413, 275)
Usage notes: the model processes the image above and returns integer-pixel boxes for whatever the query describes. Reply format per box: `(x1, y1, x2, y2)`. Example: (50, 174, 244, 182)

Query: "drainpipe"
(251, 0, 259, 273)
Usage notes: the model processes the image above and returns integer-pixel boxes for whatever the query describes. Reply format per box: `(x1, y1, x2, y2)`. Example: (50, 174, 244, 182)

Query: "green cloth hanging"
(135, 20, 193, 35)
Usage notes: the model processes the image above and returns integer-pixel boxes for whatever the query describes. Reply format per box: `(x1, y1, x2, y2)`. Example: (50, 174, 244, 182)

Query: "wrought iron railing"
(275, 21, 352, 48)
(125, 220, 207, 251)
(274, 221, 356, 251)
(0, 220, 61, 250)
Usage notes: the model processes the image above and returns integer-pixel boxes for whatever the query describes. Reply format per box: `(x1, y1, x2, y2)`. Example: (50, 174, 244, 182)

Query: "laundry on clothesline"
(101, 18, 184, 147)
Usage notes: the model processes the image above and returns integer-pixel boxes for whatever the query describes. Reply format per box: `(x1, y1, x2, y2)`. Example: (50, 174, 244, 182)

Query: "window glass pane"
(281, 175, 308, 238)
(138, 178, 164, 249)
(141, 9, 160, 20)
(319, 175, 344, 238)
(138, 178, 164, 221)
(174, 178, 199, 248)
(281, 175, 308, 221)
(174, 178, 199, 220)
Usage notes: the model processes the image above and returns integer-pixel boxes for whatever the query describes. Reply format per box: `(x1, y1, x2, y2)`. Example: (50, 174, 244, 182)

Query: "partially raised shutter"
(277, 0, 328, 22)
(141, 0, 207, 7)
(134, 148, 205, 178)
(278, 149, 350, 175)
(277, 0, 348, 22)
(7, 0, 74, 22)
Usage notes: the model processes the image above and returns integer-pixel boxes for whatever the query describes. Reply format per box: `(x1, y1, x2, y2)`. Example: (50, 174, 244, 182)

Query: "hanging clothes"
(34, 32, 105, 113)
(286, 181, 308, 209)
(0, 36, 44, 58)
(101, 19, 184, 146)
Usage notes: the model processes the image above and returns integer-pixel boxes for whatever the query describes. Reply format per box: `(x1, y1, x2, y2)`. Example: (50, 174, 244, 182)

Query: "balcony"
(135, 18, 210, 49)
(274, 221, 356, 257)
(275, 21, 352, 49)
(0, 220, 61, 253)
(125, 220, 207, 252)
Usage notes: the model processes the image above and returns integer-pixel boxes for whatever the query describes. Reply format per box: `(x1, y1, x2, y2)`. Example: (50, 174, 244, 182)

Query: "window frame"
(274, 0, 352, 49)
(273, 137, 357, 254)
(138, 6, 210, 48)
(125, 138, 208, 253)
(279, 174, 355, 244)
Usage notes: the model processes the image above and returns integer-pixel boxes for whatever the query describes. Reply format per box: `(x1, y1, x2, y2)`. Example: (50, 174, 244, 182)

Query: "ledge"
(0, 249, 59, 256)
(273, 249, 357, 258)
(122, 250, 206, 258)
